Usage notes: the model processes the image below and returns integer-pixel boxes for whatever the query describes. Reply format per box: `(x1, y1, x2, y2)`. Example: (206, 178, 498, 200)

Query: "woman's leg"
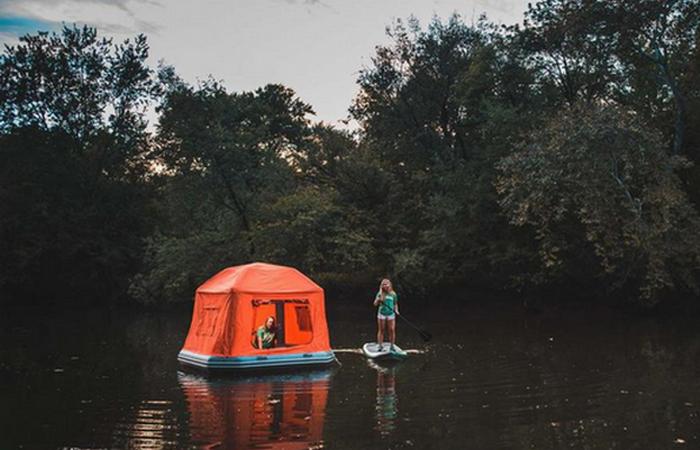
(388, 318, 396, 346)
(377, 317, 386, 344)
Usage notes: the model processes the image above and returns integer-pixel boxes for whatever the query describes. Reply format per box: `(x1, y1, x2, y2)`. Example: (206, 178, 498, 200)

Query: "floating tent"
(178, 262, 335, 370)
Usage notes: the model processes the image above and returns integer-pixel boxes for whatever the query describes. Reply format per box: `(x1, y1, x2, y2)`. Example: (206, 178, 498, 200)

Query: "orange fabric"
(180, 374, 329, 449)
(182, 292, 235, 356)
(197, 262, 322, 294)
(181, 262, 331, 357)
(283, 302, 313, 346)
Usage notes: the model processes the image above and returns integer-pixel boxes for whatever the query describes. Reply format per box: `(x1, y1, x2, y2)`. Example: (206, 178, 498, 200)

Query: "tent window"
(295, 306, 312, 331)
(195, 305, 219, 337)
(251, 299, 313, 348)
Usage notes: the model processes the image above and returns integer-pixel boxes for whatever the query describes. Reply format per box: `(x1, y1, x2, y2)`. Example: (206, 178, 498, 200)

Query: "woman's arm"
(257, 332, 263, 349)
(373, 292, 381, 306)
(394, 294, 399, 315)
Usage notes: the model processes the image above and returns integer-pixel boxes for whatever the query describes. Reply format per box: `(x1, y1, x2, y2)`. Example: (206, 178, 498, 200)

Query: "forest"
(1, 0, 699, 310)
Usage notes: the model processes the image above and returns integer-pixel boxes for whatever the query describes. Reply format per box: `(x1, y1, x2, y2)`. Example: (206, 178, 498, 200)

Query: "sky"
(0, 0, 529, 127)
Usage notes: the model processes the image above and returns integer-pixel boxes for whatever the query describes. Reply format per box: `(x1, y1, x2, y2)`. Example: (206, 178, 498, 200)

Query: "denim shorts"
(377, 312, 396, 321)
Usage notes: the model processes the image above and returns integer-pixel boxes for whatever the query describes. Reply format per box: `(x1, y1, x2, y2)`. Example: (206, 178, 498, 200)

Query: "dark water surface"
(2, 298, 700, 449)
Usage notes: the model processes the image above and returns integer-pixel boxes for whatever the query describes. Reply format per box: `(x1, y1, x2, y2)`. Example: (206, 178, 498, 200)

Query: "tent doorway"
(252, 299, 314, 348)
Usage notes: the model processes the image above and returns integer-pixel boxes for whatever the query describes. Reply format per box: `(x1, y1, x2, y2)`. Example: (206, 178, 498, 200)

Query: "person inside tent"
(255, 316, 278, 349)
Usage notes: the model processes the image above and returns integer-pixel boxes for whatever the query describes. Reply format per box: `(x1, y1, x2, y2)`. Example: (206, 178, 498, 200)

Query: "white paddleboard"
(362, 342, 408, 360)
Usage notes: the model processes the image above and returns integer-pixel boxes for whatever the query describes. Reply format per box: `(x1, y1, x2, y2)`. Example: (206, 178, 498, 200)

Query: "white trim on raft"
(178, 349, 336, 369)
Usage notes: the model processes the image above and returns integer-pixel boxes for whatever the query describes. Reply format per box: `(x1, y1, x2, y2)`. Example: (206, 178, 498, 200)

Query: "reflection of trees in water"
(6, 307, 700, 449)
(460, 313, 700, 449)
(368, 360, 399, 437)
(0, 310, 190, 449)
(109, 399, 180, 450)
(178, 370, 332, 449)
(106, 312, 189, 449)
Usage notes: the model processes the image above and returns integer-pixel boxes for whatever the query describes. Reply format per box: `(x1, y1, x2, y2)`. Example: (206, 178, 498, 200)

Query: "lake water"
(2, 297, 699, 449)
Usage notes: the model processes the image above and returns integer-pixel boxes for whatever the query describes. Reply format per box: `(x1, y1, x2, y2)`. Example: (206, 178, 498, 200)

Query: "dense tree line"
(1, 0, 699, 308)
(0, 27, 158, 303)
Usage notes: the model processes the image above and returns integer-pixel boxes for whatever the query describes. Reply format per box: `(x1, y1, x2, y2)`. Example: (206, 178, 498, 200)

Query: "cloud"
(0, 14, 60, 45)
(0, 30, 19, 47)
(0, 0, 162, 37)
(271, 0, 334, 14)
(0, 0, 160, 13)
(0, 15, 58, 34)
(279, 0, 322, 4)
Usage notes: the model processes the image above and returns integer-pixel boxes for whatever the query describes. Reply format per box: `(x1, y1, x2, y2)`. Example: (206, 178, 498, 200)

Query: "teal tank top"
(377, 292, 397, 316)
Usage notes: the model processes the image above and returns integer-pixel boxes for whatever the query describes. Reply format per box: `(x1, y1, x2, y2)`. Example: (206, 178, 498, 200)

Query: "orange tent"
(178, 262, 335, 370)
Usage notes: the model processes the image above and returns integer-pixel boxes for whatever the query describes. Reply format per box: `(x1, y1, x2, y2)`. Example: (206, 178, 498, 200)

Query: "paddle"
(396, 312, 432, 342)
(378, 299, 432, 342)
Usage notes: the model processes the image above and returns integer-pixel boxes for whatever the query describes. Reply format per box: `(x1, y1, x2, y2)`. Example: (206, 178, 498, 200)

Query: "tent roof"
(196, 262, 323, 294)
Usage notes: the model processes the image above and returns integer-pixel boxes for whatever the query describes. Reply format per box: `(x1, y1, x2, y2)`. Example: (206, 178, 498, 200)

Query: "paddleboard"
(362, 342, 408, 361)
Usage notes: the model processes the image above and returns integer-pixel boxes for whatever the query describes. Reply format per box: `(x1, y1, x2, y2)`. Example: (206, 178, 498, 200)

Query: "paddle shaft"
(397, 313, 431, 339)
(377, 299, 432, 342)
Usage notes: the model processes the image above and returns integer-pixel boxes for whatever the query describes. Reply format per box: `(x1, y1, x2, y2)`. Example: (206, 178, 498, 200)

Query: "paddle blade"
(418, 329, 432, 342)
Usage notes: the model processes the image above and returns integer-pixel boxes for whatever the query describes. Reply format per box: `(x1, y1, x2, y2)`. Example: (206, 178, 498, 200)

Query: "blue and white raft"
(178, 349, 337, 371)
(361, 342, 408, 361)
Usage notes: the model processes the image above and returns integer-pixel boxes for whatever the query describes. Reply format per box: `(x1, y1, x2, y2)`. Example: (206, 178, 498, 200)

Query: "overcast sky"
(0, 0, 528, 127)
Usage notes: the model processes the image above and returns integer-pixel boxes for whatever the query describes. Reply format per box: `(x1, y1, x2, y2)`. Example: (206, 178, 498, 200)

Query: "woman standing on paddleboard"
(374, 278, 399, 349)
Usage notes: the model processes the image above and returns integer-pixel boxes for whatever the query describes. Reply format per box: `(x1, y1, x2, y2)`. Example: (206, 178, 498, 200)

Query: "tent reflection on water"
(178, 370, 331, 449)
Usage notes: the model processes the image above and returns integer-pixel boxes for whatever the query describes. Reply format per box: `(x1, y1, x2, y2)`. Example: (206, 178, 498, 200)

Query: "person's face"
(266, 317, 274, 329)
(381, 280, 391, 291)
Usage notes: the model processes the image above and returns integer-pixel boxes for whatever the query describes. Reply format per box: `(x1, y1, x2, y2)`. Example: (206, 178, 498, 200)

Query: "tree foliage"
(497, 105, 700, 304)
(0, 26, 157, 304)
(3, 3, 700, 309)
(130, 84, 379, 302)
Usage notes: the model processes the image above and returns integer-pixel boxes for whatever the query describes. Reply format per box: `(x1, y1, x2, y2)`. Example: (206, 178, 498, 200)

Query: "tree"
(0, 26, 158, 304)
(0, 25, 156, 177)
(512, 0, 700, 156)
(611, 0, 699, 156)
(350, 14, 541, 289)
(496, 104, 700, 305)
(510, 0, 623, 106)
(157, 79, 311, 243)
(130, 80, 315, 302)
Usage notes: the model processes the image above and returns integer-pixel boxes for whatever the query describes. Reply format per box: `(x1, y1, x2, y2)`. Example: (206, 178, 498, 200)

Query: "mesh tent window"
(251, 299, 314, 348)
